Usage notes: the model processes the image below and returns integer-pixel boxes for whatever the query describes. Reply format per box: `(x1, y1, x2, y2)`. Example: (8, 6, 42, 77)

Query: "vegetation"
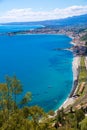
(80, 117, 87, 130)
(78, 56, 87, 83)
(0, 75, 87, 130)
(76, 56, 87, 96)
(54, 108, 86, 130)
(0, 76, 56, 130)
(81, 33, 87, 42)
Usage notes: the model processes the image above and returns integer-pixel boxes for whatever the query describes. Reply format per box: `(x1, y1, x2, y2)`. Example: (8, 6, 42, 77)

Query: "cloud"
(0, 5, 87, 23)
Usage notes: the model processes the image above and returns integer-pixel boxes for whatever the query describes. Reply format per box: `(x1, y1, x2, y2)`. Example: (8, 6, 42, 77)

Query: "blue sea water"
(0, 25, 73, 112)
(0, 24, 44, 34)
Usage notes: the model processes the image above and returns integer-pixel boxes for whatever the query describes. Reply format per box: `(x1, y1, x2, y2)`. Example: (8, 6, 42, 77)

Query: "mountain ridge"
(1, 14, 87, 27)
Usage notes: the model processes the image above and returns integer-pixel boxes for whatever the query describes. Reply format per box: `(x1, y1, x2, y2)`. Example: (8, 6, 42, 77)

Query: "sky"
(0, 0, 87, 23)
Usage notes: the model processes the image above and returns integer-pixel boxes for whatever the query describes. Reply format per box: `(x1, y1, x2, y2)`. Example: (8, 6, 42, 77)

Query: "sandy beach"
(48, 55, 81, 118)
(59, 56, 80, 109)
(72, 56, 80, 81)
(55, 36, 81, 113)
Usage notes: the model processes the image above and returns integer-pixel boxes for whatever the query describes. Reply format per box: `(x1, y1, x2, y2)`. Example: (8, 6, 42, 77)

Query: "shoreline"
(55, 56, 80, 111)
(55, 36, 80, 113)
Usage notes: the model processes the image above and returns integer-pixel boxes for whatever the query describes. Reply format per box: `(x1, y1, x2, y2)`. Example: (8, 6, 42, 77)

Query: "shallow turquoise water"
(0, 26, 73, 111)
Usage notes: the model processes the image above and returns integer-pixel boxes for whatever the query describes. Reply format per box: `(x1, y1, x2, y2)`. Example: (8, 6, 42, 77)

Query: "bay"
(0, 25, 73, 111)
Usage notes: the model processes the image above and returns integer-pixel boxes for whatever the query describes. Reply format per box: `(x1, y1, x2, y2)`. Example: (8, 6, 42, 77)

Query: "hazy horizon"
(0, 0, 87, 23)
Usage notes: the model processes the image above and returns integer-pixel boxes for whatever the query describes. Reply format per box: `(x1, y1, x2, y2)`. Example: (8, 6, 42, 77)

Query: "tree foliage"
(0, 76, 87, 130)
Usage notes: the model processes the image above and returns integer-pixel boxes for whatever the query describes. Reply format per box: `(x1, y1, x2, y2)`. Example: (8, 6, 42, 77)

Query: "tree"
(0, 76, 33, 129)
(0, 76, 32, 122)
(11, 75, 23, 106)
(56, 108, 65, 125)
(20, 92, 32, 107)
(75, 109, 85, 123)
(0, 84, 8, 110)
(80, 117, 87, 130)
(5, 76, 12, 117)
(28, 106, 46, 130)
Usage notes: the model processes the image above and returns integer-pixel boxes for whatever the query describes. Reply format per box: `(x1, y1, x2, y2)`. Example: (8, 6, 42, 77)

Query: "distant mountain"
(2, 14, 87, 27)
(41, 14, 87, 26)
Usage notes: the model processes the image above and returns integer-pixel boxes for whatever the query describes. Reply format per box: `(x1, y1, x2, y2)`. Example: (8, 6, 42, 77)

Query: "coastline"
(55, 57, 80, 112)
(55, 36, 80, 113)
(0, 27, 82, 112)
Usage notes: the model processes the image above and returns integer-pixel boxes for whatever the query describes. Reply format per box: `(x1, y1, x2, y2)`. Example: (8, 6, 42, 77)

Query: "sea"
(0, 25, 73, 112)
